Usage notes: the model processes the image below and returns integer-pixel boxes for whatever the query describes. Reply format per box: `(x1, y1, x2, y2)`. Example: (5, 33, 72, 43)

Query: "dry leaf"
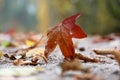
(92, 35, 114, 43)
(25, 39, 35, 47)
(0, 51, 3, 59)
(3, 54, 9, 58)
(60, 59, 90, 73)
(74, 53, 98, 62)
(93, 49, 120, 65)
(9, 55, 16, 60)
(73, 73, 102, 80)
(13, 59, 37, 66)
(26, 48, 47, 62)
(13, 59, 24, 65)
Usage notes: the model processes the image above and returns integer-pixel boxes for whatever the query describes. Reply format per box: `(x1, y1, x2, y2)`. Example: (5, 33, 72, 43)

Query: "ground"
(0, 32, 120, 80)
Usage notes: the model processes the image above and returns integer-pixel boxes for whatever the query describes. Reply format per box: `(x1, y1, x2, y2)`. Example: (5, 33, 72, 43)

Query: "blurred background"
(0, 0, 120, 34)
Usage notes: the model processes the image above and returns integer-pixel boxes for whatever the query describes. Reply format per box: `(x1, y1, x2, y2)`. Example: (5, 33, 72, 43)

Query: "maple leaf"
(44, 13, 87, 58)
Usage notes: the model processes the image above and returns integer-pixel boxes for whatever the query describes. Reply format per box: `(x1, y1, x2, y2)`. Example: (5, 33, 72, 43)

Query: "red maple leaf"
(44, 13, 87, 58)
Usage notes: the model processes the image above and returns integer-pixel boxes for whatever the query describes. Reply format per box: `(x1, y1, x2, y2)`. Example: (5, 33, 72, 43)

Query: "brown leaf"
(60, 59, 90, 73)
(74, 53, 98, 63)
(26, 48, 47, 63)
(93, 49, 120, 65)
(13, 59, 37, 66)
(73, 73, 102, 80)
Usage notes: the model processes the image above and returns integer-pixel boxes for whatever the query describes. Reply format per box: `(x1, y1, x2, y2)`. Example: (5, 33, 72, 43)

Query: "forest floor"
(0, 32, 120, 80)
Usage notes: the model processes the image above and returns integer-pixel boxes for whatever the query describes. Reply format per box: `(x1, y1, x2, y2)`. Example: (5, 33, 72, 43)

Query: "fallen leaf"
(3, 54, 17, 60)
(26, 48, 47, 62)
(93, 49, 120, 65)
(44, 13, 87, 58)
(3, 53, 24, 60)
(73, 73, 102, 80)
(13, 59, 24, 66)
(1, 41, 10, 47)
(13, 59, 37, 66)
(74, 53, 98, 63)
(9, 55, 16, 60)
(92, 35, 114, 43)
(26, 48, 44, 57)
(0, 51, 3, 59)
(3, 54, 9, 58)
(25, 40, 35, 47)
(60, 59, 90, 73)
